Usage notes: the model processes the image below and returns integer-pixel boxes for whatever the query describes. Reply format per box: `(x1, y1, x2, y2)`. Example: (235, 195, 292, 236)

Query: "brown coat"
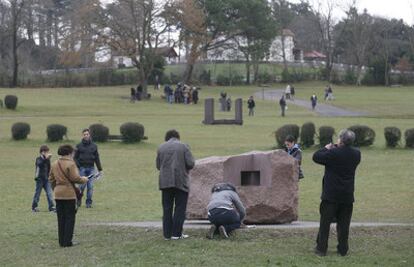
(49, 156, 88, 200)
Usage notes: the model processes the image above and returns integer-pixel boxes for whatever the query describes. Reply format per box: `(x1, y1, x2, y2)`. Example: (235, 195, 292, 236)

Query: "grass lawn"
(0, 82, 413, 266)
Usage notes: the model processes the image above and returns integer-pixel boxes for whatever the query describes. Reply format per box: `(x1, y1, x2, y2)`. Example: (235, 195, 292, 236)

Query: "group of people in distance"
(278, 84, 335, 116)
(32, 128, 103, 247)
(156, 128, 361, 257)
(163, 83, 200, 104)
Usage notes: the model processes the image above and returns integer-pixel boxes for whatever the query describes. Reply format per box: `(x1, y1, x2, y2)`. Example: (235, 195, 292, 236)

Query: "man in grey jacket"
(156, 129, 195, 240)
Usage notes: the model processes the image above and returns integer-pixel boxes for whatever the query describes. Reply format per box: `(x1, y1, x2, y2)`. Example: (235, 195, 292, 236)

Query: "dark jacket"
(35, 155, 51, 180)
(313, 146, 361, 203)
(279, 97, 286, 107)
(74, 139, 102, 171)
(247, 99, 255, 109)
(156, 138, 195, 192)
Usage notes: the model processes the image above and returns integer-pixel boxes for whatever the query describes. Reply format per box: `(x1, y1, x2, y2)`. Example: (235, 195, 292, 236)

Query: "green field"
(1, 82, 413, 266)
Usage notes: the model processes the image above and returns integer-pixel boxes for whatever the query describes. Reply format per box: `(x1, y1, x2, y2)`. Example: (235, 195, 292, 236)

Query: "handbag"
(57, 161, 83, 204)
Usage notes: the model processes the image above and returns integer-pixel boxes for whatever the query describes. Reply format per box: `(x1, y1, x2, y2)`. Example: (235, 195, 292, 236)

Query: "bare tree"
(95, 0, 169, 95)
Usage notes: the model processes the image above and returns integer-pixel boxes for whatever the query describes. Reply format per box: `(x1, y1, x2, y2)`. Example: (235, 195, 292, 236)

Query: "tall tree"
(232, 0, 277, 83)
(95, 0, 169, 95)
(336, 6, 374, 85)
(271, 0, 293, 71)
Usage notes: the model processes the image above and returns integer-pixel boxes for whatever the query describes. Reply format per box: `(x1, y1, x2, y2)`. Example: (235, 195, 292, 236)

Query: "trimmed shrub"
(384, 127, 401, 148)
(120, 122, 145, 143)
(11, 122, 30, 140)
(4, 95, 18, 110)
(318, 126, 335, 147)
(275, 124, 300, 148)
(89, 123, 109, 142)
(348, 125, 375, 147)
(47, 124, 67, 142)
(405, 128, 414, 148)
(300, 122, 316, 148)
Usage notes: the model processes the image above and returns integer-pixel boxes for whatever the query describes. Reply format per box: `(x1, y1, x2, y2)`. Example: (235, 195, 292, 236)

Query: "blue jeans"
(79, 167, 95, 205)
(208, 208, 241, 234)
(32, 178, 55, 210)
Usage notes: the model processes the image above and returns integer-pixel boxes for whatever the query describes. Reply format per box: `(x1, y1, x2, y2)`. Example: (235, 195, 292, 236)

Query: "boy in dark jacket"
(32, 145, 55, 212)
(74, 129, 103, 208)
(284, 135, 304, 179)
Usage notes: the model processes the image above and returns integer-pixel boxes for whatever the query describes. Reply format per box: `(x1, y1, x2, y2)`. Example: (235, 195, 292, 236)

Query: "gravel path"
(91, 220, 413, 230)
(254, 89, 368, 117)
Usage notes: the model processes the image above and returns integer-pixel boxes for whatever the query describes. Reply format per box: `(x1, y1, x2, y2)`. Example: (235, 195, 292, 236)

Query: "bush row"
(275, 123, 414, 148)
(3, 95, 18, 110)
(10, 122, 145, 143)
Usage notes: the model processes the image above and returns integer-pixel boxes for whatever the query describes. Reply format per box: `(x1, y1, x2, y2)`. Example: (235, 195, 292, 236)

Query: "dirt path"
(91, 220, 413, 230)
(254, 89, 367, 117)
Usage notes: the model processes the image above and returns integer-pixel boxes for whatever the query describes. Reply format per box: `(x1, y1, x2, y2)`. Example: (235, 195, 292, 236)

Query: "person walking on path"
(311, 94, 318, 110)
(247, 96, 255, 116)
(206, 183, 246, 239)
(156, 129, 195, 240)
(285, 84, 291, 100)
(74, 129, 103, 208)
(49, 144, 88, 247)
(290, 85, 295, 101)
(279, 95, 287, 117)
(312, 129, 361, 257)
(32, 145, 55, 212)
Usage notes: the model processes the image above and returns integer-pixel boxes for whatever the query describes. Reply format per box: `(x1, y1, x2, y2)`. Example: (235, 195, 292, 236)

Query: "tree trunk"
(356, 65, 363, 86)
(183, 38, 201, 84)
(12, 18, 19, 87)
(245, 59, 251, 84)
(38, 14, 45, 47)
(281, 34, 288, 71)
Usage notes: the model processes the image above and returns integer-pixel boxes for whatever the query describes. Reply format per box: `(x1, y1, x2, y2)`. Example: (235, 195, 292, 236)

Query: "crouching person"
(206, 183, 246, 239)
(49, 144, 88, 247)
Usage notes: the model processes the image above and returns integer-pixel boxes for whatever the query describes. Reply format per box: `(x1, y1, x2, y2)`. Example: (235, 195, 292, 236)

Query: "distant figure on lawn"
(285, 84, 291, 100)
(279, 95, 287, 117)
(49, 144, 88, 247)
(226, 97, 232, 111)
(32, 145, 55, 212)
(310, 94, 318, 110)
(290, 85, 295, 100)
(220, 91, 227, 111)
(156, 129, 195, 240)
(130, 88, 136, 103)
(136, 84, 143, 100)
(312, 129, 361, 257)
(192, 87, 199, 104)
(74, 129, 103, 208)
(284, 135, 304, 180)
(154, 75, 160, 90)
(325, 85, 333, 101)
(247, 96, 255, 116)
(206, 183, 246, 239)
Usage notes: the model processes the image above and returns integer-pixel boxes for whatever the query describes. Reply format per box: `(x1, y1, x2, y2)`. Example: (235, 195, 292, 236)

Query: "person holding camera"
(312, 129, 361, 256)
(206, 183, 246, 239)
(49, 144, 88, 247)
(31, 145, 55, 212)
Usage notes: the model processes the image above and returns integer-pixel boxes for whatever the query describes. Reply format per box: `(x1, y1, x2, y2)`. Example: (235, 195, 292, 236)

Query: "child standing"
(32, 145, 55, 212)
(247, 96, 255, 116)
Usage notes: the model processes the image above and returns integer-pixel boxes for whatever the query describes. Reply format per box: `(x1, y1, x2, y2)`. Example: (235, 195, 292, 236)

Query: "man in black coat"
(74, 129, 103, 208)
(312, 129, 361, 256)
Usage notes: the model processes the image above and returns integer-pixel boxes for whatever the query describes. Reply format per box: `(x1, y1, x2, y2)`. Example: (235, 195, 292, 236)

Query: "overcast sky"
(101, 0, 414, 25)
(289, 0, 414, 25)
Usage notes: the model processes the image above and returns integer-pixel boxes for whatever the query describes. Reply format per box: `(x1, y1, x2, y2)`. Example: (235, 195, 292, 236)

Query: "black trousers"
(56, 199, 76, 247)
(316, 200, 353, 255)
(161, 188, 188, 238)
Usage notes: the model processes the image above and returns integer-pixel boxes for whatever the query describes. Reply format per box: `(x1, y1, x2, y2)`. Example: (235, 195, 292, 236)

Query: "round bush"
(11, 122, 30, 140)
(384, 127, 401, 148)
(318, 126, 335, 147)
(348, 125, 375, 147)
(47, 124, 67, 142)
(89, 123, 109, 142)
(275, 124, 300, 148)
(300, 122, 316, 148)
(405, 128, 414, 148)
(120, 122, 145, 143)
(4, 95, 18, 110)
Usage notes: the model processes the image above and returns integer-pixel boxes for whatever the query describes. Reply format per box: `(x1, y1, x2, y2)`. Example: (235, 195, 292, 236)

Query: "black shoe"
(314, 247, 326, 257)
(337, 251, 347, 256)
(86, 204, 92, 208)
(206, 225, 216, 239)
(218, 226, 229, 239)
(49, 207, 56, 213)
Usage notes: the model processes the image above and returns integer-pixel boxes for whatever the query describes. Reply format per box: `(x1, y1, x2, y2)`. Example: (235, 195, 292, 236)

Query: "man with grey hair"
(312, 129, 361, 256)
